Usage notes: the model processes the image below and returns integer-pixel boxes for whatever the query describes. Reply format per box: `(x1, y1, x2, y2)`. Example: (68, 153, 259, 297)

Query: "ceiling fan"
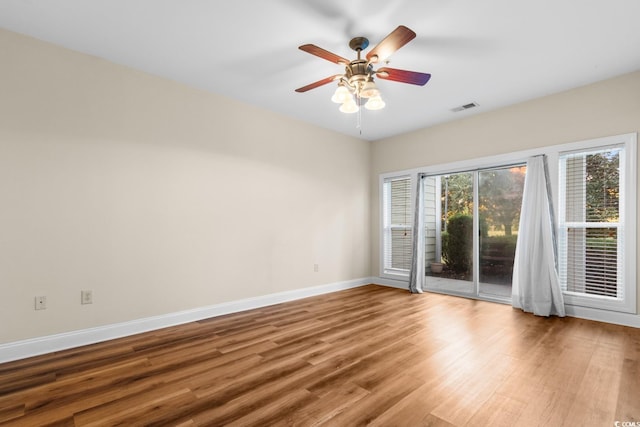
(295, 25, 431, 113)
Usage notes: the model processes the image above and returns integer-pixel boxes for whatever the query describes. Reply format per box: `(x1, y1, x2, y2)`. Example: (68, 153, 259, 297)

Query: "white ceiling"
(1, 0, 639, 141)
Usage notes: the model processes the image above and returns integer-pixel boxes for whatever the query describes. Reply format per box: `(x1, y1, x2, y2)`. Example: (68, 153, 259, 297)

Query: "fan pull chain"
(356, 94, 362, 135)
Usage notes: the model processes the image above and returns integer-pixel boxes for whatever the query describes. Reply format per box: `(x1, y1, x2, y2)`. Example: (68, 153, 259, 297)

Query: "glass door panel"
(426, 172, 474, 295)
(478, 166, 526, 299)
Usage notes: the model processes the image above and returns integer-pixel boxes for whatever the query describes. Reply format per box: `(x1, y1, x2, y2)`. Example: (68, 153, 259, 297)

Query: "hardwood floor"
(1, 284, 639, 426)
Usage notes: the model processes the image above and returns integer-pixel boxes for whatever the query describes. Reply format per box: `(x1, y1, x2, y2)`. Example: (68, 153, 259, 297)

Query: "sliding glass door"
(425, 165, 526, 302)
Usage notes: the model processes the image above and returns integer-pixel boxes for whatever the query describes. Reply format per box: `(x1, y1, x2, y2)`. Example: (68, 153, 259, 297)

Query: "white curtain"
(512, 156, 565, 316)
(409, 174, 426, 293)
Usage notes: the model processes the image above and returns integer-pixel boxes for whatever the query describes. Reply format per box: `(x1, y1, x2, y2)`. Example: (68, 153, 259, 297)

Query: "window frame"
(380, 174, 414, 279)
(554, 135, 636, 313)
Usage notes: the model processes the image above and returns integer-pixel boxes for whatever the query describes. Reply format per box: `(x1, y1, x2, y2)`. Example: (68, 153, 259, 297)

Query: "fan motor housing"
(346, 60, 372, 86)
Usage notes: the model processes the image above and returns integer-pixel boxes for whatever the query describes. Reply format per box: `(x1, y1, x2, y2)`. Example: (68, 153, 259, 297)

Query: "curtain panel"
(512, 156, 565, 316)
(409, 173, 426, 293)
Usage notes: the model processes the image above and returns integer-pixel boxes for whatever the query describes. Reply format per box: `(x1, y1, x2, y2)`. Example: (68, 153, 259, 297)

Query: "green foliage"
(442, 173, 473, 224)
(585, 151, 619, 222)
(442, 214, 473, 273)
(478, 167, 526, 236)
(479, 215, 489, 238)
(480, 235, 518, 257)
(442, 168, 526, 237)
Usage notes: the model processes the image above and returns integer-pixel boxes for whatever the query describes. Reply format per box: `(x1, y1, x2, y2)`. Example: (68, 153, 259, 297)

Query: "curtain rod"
(419, 159, 529, 178)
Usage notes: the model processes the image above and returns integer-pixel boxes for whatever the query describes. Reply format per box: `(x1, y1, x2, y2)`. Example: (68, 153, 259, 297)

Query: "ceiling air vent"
(451, 102, 479, 112)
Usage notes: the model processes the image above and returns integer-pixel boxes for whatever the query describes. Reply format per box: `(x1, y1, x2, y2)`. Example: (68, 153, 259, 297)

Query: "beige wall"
(0, 30, 371, 343)
(1, 27, 638, 345)
(371, 71, 640, 310)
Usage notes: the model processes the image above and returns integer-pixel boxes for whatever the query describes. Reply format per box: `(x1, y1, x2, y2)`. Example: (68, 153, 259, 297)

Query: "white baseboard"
(0, 278, 371, 364)
(373, 276, 409, 290)
(3, 277, 636, 364)
(565, 305, 640, 328)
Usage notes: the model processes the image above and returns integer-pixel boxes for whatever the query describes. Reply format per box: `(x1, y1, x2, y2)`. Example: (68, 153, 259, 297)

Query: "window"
(558, 140, 635, 313)
(382, 176, 412, 277)
(379, 132, 636, 317)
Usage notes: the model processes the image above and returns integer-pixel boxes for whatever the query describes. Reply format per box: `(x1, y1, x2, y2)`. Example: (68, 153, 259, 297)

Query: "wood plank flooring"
(1, 285, 639, 426)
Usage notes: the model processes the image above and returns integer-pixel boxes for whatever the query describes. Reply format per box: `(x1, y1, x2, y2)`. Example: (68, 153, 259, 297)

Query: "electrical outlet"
(35, 296, 46, 310)
(81, 290, 93, 305)
(314, 264, 319, 272)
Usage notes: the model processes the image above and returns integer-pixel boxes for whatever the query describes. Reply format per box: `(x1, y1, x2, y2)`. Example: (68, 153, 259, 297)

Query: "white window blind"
(383, 176, 412, 275)
(558, 145, 623, 300)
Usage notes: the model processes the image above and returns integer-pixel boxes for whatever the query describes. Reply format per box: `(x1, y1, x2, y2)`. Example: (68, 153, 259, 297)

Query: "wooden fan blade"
(366, 25, 416, 63)
(376, 67, 431, 86)
(295, 75, 341, 93)
(299, 44, 350, 65)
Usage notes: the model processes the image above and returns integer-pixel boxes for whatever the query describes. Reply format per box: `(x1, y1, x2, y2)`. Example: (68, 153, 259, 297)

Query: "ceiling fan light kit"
(359, 80, 380, 99)
(339, 98, 360, 114)
(296, 25, 431, 115)
(331, 85, 351, 104)
(365, 95, 385, 111)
